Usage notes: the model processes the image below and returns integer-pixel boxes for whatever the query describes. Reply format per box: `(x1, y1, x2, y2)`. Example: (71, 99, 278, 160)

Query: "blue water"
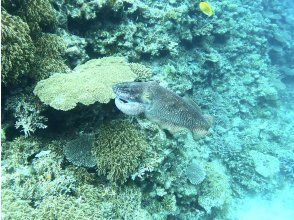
(1, 0, 293, 219)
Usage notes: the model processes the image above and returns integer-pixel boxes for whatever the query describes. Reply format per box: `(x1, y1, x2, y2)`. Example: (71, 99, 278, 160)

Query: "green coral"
(1, 1, 67, 86)
(31, 33, 68, 78)
(198, 161, 231, 213)
(2, 0, 57, 33)
(36, 185, 115, 220)
(1, 10, 35, 85)
(1, 189, 34, 220)
(16, 0, 58, 33)
(33, 57, 139, 111)
(92, 120, 148, 183)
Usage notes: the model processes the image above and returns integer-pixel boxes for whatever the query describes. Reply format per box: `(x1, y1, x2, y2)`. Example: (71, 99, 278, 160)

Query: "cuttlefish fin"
(192, 128, 209, 140)
(147, 116, 187, 134)
(183, 96, 202, 112)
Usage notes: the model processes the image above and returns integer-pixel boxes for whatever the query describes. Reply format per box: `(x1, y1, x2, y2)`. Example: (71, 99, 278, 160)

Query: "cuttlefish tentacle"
(115, 97, 145, 116)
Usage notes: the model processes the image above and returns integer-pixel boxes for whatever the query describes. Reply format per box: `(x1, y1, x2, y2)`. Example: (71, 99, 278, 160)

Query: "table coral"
(34, 57, 140, 111)
(63, 133, 96, 168)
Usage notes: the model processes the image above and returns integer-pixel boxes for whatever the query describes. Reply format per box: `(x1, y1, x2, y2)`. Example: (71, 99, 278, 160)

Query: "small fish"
(113, 81, 213, 140)
(199, 2, 214, 17)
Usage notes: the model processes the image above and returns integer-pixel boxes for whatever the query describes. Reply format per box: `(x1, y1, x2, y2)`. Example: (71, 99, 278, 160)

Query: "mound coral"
(34, 57, 140, 111)
(92, 120, 148, 183)
(249, 150, 280, 178)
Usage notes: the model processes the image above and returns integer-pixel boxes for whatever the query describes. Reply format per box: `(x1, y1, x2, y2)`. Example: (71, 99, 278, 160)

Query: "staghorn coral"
(92, 120, 148, 183)
(63, 133, 96, 168)
(34, 57, 138, 111)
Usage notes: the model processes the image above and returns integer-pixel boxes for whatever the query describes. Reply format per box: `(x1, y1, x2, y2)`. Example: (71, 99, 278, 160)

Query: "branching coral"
(16, 0, 58, 33)
(31, 33, 68, 79)
(1, 188, 34, 220)
(92, 120, 148, 183)
(1, 137, 41, 166)
(5, 96, 47, 137)
(113, 186, 151, 219)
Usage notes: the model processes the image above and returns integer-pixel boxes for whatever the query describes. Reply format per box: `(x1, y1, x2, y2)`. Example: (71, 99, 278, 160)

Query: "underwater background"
(1, 0, 294, 219)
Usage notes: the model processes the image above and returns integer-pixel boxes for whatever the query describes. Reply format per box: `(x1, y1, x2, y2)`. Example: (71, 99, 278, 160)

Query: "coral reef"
(63, 133, 96, 168)
(1, 10, 35, 85)
(186, 161, 206, 185)
(1, 0, 294, 219)
(198, 161, 231, 213)
(92, 120, 149, 183)
(249, 150, 280, 178)
(33, 57, 142, 111)
(1, 1, 67, 86)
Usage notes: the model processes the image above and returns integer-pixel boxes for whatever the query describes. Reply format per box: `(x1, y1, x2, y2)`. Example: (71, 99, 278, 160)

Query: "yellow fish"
(199, 2, 214, 17)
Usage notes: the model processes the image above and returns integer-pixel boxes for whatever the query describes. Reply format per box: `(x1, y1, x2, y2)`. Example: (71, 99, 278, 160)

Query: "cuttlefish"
(113, 81, 213, 140)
